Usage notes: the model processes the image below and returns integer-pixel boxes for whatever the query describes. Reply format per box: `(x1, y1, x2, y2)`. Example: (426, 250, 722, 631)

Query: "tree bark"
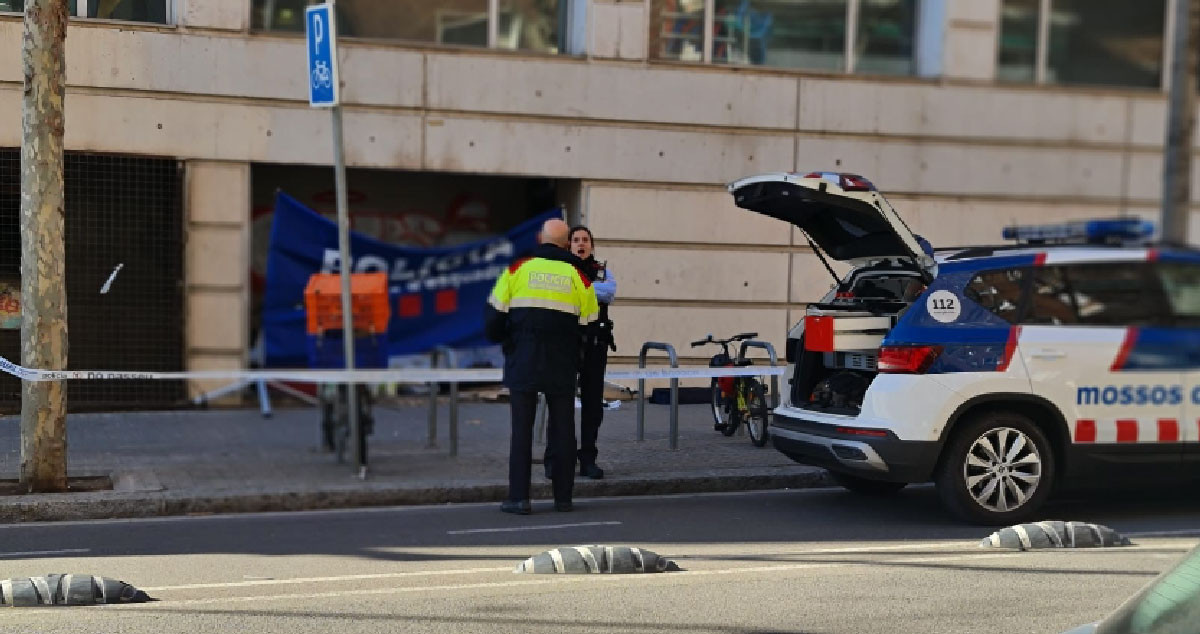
(1162, 0, 1200, 244)
(20, 0, 69, 493)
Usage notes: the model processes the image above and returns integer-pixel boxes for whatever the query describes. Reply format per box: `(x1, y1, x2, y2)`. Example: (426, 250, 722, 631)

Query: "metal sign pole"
(331, 105, 362, 476)
(307, 2, 363, 477)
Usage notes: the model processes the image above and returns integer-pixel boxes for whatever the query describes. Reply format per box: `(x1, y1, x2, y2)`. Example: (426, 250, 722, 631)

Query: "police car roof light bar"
(1001, 218, 1155, 246)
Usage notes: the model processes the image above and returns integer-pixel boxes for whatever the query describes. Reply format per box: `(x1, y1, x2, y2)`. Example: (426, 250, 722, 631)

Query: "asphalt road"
(2, 485, 1199, 634)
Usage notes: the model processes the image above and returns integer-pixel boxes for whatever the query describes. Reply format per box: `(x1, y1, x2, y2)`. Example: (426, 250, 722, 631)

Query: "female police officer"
(553, 225, 617, 480)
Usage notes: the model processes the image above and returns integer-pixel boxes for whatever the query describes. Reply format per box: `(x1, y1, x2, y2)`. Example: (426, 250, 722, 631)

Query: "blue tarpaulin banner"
(262, 192, 556, 368)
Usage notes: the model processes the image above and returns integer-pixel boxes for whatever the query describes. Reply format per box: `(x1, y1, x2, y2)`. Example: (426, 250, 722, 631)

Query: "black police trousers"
(544, 338, 608, 470)
(509, 390, 575, 504)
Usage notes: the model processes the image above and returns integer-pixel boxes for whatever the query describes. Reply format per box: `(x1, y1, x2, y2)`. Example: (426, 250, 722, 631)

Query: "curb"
(0, 468, 834, 523)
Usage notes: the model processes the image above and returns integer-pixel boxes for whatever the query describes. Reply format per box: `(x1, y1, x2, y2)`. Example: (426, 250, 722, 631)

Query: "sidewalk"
(0, 398, 831, 522)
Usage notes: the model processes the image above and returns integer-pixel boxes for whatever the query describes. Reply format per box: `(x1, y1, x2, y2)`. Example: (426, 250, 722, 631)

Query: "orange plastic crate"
(304, 272, 391, 335)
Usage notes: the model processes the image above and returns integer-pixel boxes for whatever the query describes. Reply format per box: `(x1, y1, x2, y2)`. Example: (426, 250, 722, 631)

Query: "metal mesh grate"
(0, 150, 184, 413)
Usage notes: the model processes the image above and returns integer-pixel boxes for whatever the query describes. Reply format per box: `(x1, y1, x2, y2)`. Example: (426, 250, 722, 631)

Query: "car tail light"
(835, 426, 889, 438)
(877, 345, 942, 374)
(838, 174, 875, 191)
(799, 172, 876, 192)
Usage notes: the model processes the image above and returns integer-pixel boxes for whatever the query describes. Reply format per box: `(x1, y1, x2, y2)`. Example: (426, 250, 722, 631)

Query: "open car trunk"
(789, 267, 926, 414)
(728, 172, 934, 415)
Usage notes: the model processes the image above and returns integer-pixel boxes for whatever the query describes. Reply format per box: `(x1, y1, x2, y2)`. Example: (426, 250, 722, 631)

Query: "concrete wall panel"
(943, 25, 997, 82)
(0, 22, 425, 107)
(188, 161, 249, 224)
(889, 196, 1126, 247)
(423, 115, 792, 183)
(790, 253, 847, 303)
(608, 304, 788, 358)
(601, 247, 789, 302)
(427, 55, 797, 129)
(616, 2, 648, 60)
(798, 80, 1127, 145)
(0, 88, 424, 167)
(797, 135, 1124, 198)
(187, 226, 246, 288)
(584, 184, 789, 244)
(187, 291, 246, 350)
(180, 0, 248, 30)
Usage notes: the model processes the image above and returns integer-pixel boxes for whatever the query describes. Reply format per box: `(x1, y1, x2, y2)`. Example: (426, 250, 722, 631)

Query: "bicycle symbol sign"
(312, 61, 332, 90)
(305, 4, 338, 107)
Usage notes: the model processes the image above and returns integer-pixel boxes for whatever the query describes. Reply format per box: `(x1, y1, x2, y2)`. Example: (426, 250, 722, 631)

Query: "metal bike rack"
(637, 342, 680, 450)
(427, 346, 460, 457)
(737, 340, 780, 408)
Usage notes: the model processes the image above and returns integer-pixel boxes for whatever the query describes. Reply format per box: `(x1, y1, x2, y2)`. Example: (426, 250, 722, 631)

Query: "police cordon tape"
(0, 355, 784, 384)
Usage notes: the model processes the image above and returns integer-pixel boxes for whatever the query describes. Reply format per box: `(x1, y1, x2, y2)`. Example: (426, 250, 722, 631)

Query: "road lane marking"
(1124, 529, 1200, 538)
(143, 542, 981, 592)
(448, 521, 622, 535)
(0, 488, 838, 529)
(117, 552, 1023, 608)
(143, 567, 512, 591)
(0, 548, 90, 558)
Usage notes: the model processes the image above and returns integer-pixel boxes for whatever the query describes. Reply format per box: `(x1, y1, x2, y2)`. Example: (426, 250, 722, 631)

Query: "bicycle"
(690, 332, 770, 447)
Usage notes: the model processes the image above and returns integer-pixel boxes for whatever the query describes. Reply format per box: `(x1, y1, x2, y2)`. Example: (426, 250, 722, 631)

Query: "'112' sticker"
(926, 290, 961, 323)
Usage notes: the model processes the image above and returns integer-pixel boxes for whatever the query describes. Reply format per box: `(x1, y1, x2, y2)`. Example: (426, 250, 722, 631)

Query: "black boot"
(500, 499, 532, 515)
(579, 463, 605, 480)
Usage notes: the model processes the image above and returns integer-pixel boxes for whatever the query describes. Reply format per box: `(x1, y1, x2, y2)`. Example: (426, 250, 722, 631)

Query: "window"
(654, 0, 915, 75)
(1025, 263, 1164, 327)
(996, 0, 1037, 82)
(712, 0, 846, 70)
(964, 268, 1026, 324)
(252, 0, 577, 54)
(653, 0, 706, 61)
(1157, 261, 1200, 326)
(998, 0, 1166, 89)
(0, 0, 168, 23)
(855, 0, 915, 76)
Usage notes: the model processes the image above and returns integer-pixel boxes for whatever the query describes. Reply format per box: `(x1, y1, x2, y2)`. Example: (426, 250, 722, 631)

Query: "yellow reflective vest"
(486, 245, 599, 393)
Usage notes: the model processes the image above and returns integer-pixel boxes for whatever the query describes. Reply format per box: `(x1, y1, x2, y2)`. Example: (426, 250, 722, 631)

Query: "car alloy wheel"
(962, 426, 1043, 514)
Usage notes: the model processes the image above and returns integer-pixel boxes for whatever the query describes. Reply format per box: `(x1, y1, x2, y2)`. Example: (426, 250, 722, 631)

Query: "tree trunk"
(1162, 0, 1200, 244)
(20, 0, 69, 493)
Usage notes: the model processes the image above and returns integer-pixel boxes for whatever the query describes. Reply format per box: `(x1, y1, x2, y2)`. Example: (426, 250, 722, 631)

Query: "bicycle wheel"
(710, 378, 731, 432)
(745, 380, 770, 447)
(721, 379, 741, 437)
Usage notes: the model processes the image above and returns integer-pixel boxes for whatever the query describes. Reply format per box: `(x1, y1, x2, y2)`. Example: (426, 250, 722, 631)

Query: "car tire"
(831, 472, 907, 496)
(935, 410, 1055, 526)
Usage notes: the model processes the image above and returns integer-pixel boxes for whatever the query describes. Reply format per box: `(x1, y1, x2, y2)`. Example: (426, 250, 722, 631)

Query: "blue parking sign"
(305, 4, 339, 107)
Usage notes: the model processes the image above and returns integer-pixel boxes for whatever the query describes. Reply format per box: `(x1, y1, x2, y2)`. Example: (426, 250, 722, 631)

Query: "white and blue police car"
(729, 171, 1200, 524)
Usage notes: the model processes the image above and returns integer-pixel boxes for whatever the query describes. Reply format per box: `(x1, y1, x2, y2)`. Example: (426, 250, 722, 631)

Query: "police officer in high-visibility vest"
(485, 218, 599, 514)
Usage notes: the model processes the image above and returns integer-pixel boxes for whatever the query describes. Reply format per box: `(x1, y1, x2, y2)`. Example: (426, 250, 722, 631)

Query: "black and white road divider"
(980, 521, 1131, 550)
(0, 355, 783, 384)
(1, 575, 153, 606)
(514, 545, 680, 574)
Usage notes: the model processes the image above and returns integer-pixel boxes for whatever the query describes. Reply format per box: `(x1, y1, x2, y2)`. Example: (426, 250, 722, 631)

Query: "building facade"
(0, 0, 1195, 408)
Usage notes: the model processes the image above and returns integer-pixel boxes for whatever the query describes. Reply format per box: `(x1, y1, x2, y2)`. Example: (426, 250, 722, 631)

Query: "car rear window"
(964, 268, 1026, 324)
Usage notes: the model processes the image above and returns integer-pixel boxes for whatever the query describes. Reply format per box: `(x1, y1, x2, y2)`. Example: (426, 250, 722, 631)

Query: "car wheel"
(936, 410, 1055, 525)
(831, 472, 907, 496)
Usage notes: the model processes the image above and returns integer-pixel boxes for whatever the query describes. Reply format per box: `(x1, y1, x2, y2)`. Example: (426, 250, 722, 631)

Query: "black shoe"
(554, 501, 573, 512)
(500, 500, 531, 515)
(579, 463, 605, 480)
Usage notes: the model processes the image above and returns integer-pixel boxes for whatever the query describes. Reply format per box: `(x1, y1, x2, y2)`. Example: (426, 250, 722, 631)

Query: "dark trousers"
(544, 340, 608, 469)
(577, 341, 608, 466)
(509, 390, 575, 504)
